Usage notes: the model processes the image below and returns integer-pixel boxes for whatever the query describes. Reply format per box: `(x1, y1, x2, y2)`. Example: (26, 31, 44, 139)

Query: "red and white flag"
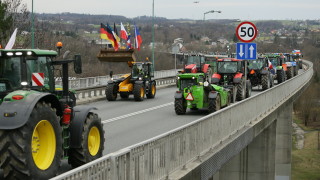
(134, 25, 142, 51)
(120, 22, 128, 40)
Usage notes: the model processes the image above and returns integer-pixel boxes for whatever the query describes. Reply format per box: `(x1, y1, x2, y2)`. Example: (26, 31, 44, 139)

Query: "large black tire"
(174, 98, 186, 115)
(146, 81, 156, 99)
(270, 74, 275, 87)
(293, 66, 298, 76)
(246, 80, 252, 98)
(236, 78, 246, 101)
(299, 61, 303, 69)
(68, 113, 105, 168)
(277, 70, 285, 84)
(0, 102, 63, 180)
(133, 83, 145, 101)
(287, 67, 293, 79)
(208, 95, 220, 113)
(261, 74, 270, 90)
(106, 83, 118, 101)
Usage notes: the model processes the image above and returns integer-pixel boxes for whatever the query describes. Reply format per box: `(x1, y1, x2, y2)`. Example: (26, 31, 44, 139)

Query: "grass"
(292, 116, 320, 180)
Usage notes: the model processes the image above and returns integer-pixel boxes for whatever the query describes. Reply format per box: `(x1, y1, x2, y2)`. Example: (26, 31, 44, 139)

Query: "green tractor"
(266, 54, 287, 84)
(0, 49, 105, 179)
(247, 56, 275, 90)
(174, 73, 231, 115)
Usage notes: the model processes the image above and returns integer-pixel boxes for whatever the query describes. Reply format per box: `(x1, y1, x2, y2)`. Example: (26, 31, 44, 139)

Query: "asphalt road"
(96, 86, 262, 154)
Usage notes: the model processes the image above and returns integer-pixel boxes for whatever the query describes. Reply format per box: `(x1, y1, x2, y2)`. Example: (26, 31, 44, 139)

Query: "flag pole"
(152, 0, 155, 69)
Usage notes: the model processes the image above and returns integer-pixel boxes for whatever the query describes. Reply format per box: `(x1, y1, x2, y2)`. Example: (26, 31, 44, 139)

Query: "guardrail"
(51, 61, 313, 180)
(56, 69, 179, 89)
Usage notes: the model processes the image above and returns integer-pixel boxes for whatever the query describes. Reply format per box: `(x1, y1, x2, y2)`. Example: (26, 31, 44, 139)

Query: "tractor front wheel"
(68, 113, 105, 168)
(133, 84, 145, 101)
(261, 74, 270, 90)
(0, 102, 63, 180)
(236, 78, 246, 101)
(106, 83, 118, 101)
(174, 98, 186, 115)
(208, 95, 220, 113)
(146, 81, 156, 99)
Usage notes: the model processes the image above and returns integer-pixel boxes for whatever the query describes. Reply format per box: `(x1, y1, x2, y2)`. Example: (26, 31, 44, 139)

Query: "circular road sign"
(236, 21, 258, 42)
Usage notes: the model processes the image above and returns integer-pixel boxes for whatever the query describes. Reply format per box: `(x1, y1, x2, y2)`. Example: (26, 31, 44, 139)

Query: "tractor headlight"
(139, 77, 142, 80)
(204, 81, 209, 87)
(21, 81, 28, 86)
(27, 51, 32, 55)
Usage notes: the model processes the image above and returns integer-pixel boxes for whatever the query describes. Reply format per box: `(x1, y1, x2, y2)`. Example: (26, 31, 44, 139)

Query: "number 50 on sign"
(236, 21, 258, 43)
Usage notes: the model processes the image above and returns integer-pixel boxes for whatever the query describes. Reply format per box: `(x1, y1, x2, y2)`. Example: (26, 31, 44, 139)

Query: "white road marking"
(102, 102, 174, 124)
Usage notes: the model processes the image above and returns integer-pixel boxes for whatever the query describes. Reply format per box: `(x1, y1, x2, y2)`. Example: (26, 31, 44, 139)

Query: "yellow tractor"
(97, 49, 156, 101)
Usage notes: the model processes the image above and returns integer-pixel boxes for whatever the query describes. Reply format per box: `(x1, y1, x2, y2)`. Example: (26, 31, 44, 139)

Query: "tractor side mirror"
(109, 71, 113, 79)
(74, 55, 82, 74)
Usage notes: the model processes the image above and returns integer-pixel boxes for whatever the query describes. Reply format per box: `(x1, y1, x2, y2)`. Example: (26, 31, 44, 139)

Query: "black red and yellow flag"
(100, 23, 119, 51)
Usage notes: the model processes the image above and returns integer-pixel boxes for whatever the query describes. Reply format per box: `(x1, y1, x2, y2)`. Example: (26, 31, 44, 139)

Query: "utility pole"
(31, 0, 35, 49)
(152, 0, 155, 70)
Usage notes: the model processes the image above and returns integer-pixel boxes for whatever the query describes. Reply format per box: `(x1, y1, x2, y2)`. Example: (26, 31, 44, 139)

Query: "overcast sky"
(21, 0, 319, 20)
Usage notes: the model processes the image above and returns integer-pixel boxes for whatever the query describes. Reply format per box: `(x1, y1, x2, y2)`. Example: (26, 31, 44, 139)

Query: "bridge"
(51, 60, 313, 180)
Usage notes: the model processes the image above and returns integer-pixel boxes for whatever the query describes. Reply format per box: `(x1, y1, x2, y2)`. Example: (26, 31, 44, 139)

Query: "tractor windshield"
(26, 57, 53, 87)
(132, 63, 144, 78)
(180, 78, 197, 90)
(186, 56, 205, 67)
(217, 61, 239, 73)
(248, 59, 264, 70)
(0, 57, 21, 91)
(0, 56, 54, 93)
(269, 57, 279, 67)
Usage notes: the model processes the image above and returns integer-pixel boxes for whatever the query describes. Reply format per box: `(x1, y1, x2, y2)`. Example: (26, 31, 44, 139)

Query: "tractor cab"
(0, 49, 56, 101)
(131, 62, 154, 80)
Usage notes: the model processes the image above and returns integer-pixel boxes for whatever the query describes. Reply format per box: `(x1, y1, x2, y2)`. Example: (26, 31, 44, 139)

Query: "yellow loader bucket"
(97, 49, 136, 62)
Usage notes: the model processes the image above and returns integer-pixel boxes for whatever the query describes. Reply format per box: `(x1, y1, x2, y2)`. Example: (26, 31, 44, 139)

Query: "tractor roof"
(217, 58, 241, 62)
(178, 73, 205, 78)
(0, 49, 58, 57)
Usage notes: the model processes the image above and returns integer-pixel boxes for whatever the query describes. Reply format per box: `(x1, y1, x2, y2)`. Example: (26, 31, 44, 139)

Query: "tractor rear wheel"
(146, 81, 156, 99)
(236, 78, 246, 101)
(261, 74, 270, 90)
(0, 102, 62, 180)
(277, 70, 285, 84)
(174, 98, 186, 115)
(294, 66, 298, 76)
(287, 67, 293, 79)
(68, 113, 105, 168)
(208, 95, 220, 113)
(133, 84, 145, 101)
(106, 83, 118, 101)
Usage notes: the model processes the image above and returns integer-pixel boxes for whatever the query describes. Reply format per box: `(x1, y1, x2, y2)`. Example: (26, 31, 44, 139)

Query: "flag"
(268, 59, 273, 69)
(113, 23, 120, 43)
(134, 25, 142, 50)
(126, 35, 132, 49)
(100, 23, 119, 51)
(5, 28, 18, 50)
(120, 22, 128, 40)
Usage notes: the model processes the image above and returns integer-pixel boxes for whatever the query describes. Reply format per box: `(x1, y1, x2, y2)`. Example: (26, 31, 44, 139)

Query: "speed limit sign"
(236, 21, 258, 42)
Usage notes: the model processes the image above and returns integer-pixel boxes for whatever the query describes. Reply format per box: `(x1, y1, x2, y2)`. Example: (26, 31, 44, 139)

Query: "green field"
(292, 117, 320, 180)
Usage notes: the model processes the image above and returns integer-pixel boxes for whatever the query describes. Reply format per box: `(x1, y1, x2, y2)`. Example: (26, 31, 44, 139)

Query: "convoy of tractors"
(0, 36, 302, 179)
(174, 51, 302, 115)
